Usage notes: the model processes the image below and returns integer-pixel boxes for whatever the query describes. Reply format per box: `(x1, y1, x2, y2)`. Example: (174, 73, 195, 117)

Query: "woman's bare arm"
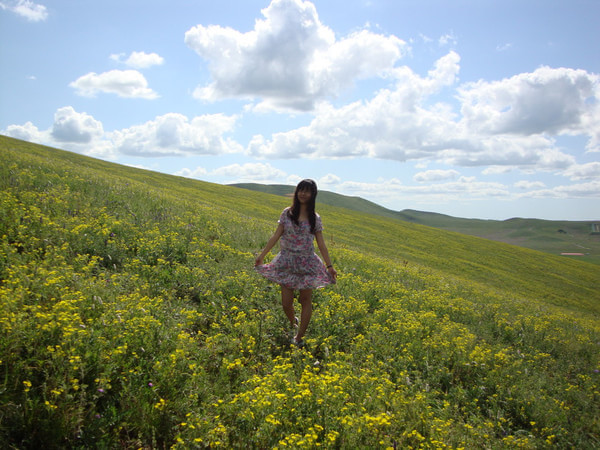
(255, 223, 284, 266)
(315, 230, 337, 282)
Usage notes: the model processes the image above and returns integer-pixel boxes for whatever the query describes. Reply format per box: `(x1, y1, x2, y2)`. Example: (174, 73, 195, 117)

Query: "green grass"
(233, 183, 600, 265)
(2, 135, 600, 448)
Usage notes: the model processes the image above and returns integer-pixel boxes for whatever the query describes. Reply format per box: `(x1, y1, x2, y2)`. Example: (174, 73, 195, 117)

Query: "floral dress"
(256, 208, 334, 290)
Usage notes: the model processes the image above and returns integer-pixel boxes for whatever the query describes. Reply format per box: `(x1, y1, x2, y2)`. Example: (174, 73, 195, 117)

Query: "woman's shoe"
(290, 337, 304, 348)
(288, 317, 299, 339)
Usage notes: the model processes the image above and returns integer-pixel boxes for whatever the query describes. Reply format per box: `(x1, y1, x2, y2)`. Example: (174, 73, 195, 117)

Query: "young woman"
(255, 179, 337, 347)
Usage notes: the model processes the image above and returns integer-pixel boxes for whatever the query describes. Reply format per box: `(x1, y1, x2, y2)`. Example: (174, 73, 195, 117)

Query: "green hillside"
(233, 183, 600, 265)
(231, 183, 401, 220)
(1, 135, 599, 448)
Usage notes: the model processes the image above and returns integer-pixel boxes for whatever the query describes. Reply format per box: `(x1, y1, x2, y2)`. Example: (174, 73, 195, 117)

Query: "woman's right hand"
(254, 255, 264, 267)
(327, 265, 337, 283)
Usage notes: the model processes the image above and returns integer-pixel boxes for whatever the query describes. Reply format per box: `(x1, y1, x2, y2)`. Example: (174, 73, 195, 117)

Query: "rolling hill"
(232, 182, 600, 265)
(1, 135, 599, 448)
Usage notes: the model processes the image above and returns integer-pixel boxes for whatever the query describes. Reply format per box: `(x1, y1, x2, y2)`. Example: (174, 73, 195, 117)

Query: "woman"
(255, 179, 337, 347)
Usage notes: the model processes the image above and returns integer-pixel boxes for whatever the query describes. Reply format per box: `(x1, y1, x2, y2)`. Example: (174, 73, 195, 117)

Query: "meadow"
(1, 135, 599, 448)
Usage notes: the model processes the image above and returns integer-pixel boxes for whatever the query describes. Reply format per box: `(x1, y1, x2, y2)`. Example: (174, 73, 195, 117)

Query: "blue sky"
(1, 0, 599, 220)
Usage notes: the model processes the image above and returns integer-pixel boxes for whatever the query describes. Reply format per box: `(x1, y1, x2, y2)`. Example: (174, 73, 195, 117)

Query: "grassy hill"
(233, 183, 600, 265)
(231, 183, 402, 220)
(2, 135, 599, 448)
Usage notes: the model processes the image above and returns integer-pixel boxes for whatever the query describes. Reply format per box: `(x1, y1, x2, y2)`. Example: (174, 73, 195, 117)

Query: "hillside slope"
(1, 135, 599, 448)
(233, 182, 600, 265)
(231, 182, 401, 219)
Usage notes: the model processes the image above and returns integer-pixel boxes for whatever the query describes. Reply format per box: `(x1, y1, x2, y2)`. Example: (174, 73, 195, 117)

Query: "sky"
(1, 0, 599, 220)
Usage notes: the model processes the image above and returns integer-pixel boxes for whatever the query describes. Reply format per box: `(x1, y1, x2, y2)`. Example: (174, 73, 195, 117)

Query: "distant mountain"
(231, 183, 600, 264)
(231, 183, 402, 219)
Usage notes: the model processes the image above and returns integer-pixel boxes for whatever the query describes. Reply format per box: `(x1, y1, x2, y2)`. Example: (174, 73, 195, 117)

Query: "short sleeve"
(278, 208, 289, 225)
(315, 213, 323, 232)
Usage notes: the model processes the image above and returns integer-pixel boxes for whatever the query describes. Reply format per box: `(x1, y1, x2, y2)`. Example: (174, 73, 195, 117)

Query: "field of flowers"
(1, 135, 599, 448)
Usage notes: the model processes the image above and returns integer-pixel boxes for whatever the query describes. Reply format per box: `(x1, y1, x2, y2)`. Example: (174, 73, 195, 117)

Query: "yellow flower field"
(1, 135, 599, 448)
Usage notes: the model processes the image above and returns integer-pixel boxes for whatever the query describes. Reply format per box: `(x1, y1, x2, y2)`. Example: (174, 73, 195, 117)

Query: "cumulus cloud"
(323, 176, 510, 206)
(51, 106, 104, 143)
(110, 51, 165, 69)
(249, 55, 597, 174)
(514, 180, 546, 190)
(209, 162, 288, 183)
(2, 107, 242, 159)
(178, 162, 334, 186)
(0, 0, 47, 22)
(248, 51, 461, 160)
(438, 136, 576, 170)
(563, 162, 600, 180)
(112, 113, 243, 156)
(2, 121, 45, 142)
(69, 70, 159, 99)
(2, 111, 114, 158)
(175, 166, 208, 179)
(318, 173, 342, 186)
(458, 66, 599, 138)
(482, 166, 512, 175)
(414, 169, 459, 182)
(185, 0, 407, 111)
(519, 181, 600, 199)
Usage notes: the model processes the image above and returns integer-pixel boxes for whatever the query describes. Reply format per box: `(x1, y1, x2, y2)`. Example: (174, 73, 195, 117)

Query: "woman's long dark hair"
(289, 179, 318, 234)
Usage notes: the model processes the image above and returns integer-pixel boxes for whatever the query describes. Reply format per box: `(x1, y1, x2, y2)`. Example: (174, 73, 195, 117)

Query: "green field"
(1, 135, 599, 448)
(233, 183, 600, 266)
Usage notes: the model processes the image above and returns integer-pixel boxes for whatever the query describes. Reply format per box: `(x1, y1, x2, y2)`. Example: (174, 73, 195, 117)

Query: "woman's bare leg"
(281, 286, 296, 327)
(295, 289, 313, 341)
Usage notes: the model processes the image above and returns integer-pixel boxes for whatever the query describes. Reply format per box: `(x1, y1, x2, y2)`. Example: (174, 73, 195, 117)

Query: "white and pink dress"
(256, 208, 334, 290)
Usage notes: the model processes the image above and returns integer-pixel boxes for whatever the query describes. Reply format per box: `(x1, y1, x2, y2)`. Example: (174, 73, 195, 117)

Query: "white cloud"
(318, 173, 341, 186)
(2, 121, 46, 142)
(514, 180, 546, 190)
(175, 166, 208, 179)
(248, 56, 596, 175)
(482, 166, 512, 175)
(519, 181, 600, 199)
(0, 0, 47, 22)
(2, 107, 242, 159)
(327, 176, 510, 207)
(51, 106, 104, 143)
(563, 162, 600, 180)
(209, 162, 288, 183)
(2, 110, 115, 159)
(438, 136, 576, 170)
(414, 169, 459, 182)
(185, 0, 407, 111)
(438, 31, 457, 47)
(112, 112, 242, 156)
(247, 51, 460, 161)
(110, 51, 165, 69)
(457, 66, 599, 138)
(69, 70, 159, 99)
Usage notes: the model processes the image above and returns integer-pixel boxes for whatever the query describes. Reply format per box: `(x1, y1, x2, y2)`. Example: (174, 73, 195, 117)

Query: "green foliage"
(1, 135, 599, 448)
